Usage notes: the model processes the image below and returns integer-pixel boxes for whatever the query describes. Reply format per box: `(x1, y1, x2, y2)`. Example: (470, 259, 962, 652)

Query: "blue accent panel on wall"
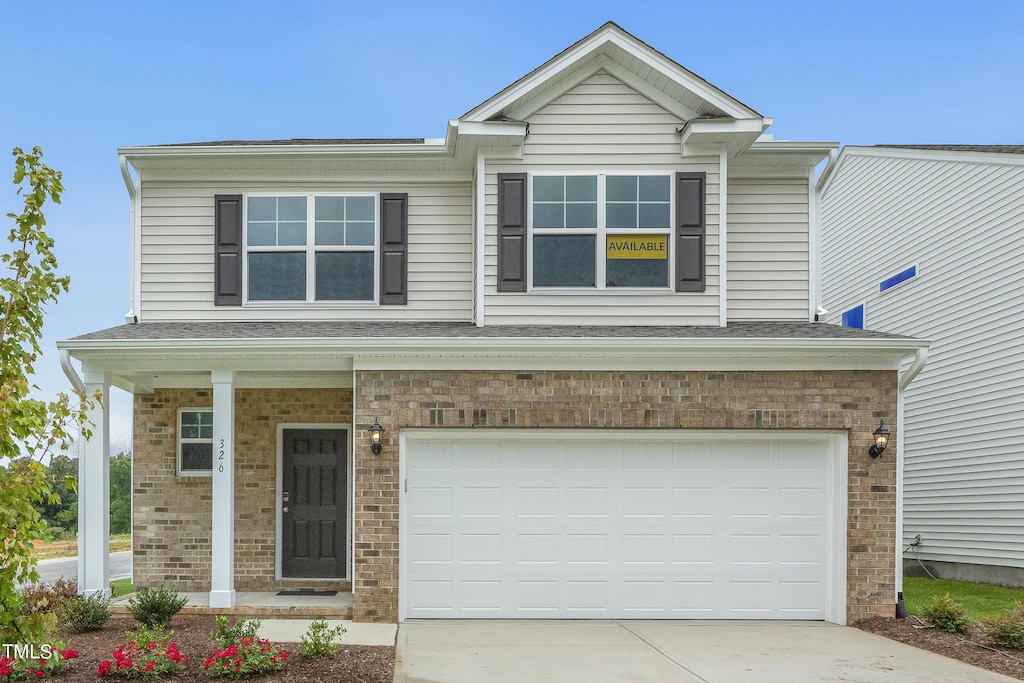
(842, 304, 865, 329)
(880, 265, 917, 292)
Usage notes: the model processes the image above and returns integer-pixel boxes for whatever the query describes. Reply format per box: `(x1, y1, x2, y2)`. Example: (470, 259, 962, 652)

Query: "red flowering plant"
(0, 647, 78, 680)
(202, 636, 289, 679)
(96, 640, 188, 680)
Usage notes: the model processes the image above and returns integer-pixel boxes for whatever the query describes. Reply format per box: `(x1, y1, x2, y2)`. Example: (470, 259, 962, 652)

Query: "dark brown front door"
(281, 429, 347, 578)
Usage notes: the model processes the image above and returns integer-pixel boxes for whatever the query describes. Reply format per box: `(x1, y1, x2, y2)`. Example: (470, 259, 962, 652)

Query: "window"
(178, 409, 213, 476)
(841, 304, 865, 329)
(245, 195, 377, 302)
(879, 264, 917, 293)
(530, 174, 672, 289)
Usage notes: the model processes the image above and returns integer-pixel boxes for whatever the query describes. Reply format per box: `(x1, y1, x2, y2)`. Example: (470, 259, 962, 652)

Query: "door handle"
(282, 506, 289, 513)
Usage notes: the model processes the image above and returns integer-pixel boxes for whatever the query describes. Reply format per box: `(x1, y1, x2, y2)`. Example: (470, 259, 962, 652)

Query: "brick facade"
(134, 370, 898, 625)
(353, 369, 899, 624)
(133, 387, 352, 592)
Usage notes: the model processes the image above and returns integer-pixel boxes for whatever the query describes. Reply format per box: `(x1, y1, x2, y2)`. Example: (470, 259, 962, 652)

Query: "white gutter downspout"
(718, 149, 728, 327)
(896, 346, 928, 611)
(475, 150, 486, 327)
(60, 349, 85, 393)
(119, 155, 140, 324)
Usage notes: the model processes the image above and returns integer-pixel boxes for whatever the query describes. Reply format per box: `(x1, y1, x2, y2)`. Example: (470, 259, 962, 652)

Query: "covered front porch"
(58, 331, 366, 611)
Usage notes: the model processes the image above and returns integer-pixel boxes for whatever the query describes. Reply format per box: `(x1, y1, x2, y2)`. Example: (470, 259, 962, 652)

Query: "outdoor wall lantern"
(869, 421, 891, 458)
(370, 420, 385, 455)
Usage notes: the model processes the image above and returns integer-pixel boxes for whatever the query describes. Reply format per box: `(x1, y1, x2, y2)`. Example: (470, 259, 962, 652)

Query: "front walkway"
(111, 591, 353, 619)
(394, 620, 1019, 683)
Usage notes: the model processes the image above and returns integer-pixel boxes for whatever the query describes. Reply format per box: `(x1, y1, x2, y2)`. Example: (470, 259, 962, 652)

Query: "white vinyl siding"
(483, 70, 720, 325)
(727, 178, 810, 321)
(138, 181, 473, 321)
(820, 149, 1024, 569)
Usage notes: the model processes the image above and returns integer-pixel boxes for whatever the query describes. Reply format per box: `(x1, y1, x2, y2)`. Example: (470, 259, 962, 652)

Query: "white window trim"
(242, 193, 381, 307)
(527, 172, 675, 292)
(878, 262, 920, 295)
(177, 407, 213, 477)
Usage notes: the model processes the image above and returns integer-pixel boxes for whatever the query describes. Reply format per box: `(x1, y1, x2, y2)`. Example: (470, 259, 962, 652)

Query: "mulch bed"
(857, 616, 1024, 681)
(58, 616, 394, 683)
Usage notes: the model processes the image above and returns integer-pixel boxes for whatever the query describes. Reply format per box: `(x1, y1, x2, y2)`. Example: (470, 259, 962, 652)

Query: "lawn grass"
(110, 578, 133, 598)
(30, 532, 131, 560)
(905, 576, 1024, 621)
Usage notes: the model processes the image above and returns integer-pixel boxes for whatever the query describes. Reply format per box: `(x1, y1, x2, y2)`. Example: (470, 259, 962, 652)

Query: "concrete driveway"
(394, 620, 1018, 683)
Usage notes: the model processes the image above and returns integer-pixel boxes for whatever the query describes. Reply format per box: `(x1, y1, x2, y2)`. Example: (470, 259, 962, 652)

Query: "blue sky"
(2, 0, 1022, 448)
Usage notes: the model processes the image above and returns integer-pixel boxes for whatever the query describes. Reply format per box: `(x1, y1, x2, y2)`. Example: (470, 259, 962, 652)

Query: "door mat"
(275, 590, 338, 597)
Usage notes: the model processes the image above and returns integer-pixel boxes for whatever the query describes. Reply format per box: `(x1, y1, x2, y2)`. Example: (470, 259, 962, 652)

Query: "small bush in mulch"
(127, 587, 188, 627)
(920, 593, 970, 634)
(982, 601, 1024, 649)
(16, 578, 78, 616)
(299, 620, 347, 659)
(0, 646, 79, 680)
(61, 593, 112, 633)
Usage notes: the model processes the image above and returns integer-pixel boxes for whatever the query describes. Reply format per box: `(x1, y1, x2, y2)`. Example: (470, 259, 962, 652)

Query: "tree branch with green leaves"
(0, 146, 100, 643)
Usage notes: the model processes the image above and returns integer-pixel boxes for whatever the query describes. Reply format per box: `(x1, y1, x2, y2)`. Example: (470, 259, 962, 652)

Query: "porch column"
(78, 371, 111, 598)
(209, 371, 236, 608)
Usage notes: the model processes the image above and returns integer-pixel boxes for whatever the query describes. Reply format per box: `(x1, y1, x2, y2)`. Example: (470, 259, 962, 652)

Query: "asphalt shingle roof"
(875, 144, 1024, 155)
(67, 321, 914, 343)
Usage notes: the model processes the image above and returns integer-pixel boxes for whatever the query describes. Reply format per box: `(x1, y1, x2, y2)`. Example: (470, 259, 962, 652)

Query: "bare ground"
(58, 616, 394, 683)
(857, 616, 1024, 680)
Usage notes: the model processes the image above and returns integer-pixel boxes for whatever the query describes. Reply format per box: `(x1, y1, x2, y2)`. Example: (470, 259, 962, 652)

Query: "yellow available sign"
(606, 234, 667, 260)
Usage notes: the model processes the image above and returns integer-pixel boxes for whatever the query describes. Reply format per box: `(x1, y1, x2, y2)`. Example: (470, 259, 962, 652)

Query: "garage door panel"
(404, 435, 835, 620)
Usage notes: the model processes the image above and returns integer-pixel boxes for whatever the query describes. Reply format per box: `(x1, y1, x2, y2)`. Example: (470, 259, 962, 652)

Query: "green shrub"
(921, 593, 970, 634)
(127, 587, 188, 627)
(61, 593, 112, 632)
(125, 623, 173, 647)
(210, 615, 262, 648)
(299, 619, 346, 659)
(981, 601, 1024, 649)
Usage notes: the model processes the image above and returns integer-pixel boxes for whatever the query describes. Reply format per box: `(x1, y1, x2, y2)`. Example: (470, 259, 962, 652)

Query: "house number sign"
(218, 439, 225, 473)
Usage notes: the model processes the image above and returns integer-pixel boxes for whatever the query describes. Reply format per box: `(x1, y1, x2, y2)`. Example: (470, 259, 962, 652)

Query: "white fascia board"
(118, 141, 456, 173)
(742, 141, 839, 165)
(59, 335, 927, 374)
(463, 25, 759, 122)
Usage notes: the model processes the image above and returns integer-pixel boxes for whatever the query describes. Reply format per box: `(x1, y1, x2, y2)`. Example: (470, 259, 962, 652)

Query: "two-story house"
(60, 23, 926, 625)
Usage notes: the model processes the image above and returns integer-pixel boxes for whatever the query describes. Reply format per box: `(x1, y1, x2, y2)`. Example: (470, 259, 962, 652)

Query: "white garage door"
(402, 431, 845, 621)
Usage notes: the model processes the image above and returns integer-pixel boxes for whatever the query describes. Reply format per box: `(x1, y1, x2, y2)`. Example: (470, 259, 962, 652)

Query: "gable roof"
(461, 21, 764, 125)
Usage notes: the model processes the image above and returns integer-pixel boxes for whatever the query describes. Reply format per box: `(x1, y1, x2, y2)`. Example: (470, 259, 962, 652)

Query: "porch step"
(110, 591, 353, 620)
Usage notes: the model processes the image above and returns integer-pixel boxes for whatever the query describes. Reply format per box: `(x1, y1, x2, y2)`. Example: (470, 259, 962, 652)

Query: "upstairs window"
(178, 408, 213, 476)
(841, 304, 865, 329)
(531, 174, 672, 289)
(245, 194, 377, 303)
(879, 264, 917, 293)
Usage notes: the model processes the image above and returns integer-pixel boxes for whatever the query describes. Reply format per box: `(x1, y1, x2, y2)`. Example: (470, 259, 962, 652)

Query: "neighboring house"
(60, 23, 926, 625)
(819, 145, 1024, 585)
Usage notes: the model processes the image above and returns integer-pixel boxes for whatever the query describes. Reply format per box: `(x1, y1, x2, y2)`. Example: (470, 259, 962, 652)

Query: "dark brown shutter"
(497, 173, 527, 292)
(214, 194, 243, 305)
(675, 172, 706, 292)
(380, 193, 408, 305)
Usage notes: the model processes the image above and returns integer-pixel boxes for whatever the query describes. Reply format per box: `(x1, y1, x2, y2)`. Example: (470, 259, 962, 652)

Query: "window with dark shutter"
(497, 173, 527, 292)
(214, 194, 243, 306)
(380, 193, 408, 305)
(674, 172, 706, 292)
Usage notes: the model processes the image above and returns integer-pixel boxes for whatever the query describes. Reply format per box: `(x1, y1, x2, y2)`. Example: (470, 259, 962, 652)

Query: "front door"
(281, 429, 347, 578)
